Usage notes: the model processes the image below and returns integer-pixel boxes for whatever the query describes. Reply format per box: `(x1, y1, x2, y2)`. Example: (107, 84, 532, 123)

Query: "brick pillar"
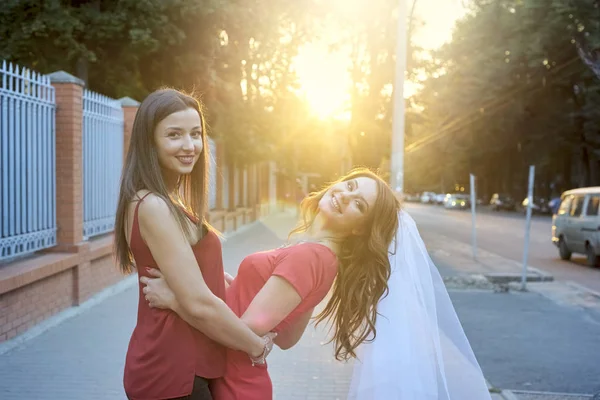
(49, 71, 91, 306)
(259, 163, 266, 205)
(228, 162, 235, 212)
(216, 141, 225, 210)
(238, 166, 245, 207)
(48, 71, 85, 251)
(248, 164, 256, 221)
(119, 96, 140, 161)
(259, 163, 269, 216)
(268, 161, 277, 213)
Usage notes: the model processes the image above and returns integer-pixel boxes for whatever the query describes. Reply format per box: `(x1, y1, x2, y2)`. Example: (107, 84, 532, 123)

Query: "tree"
(407, 0, 600, 198)
(0, 0, 326, 170)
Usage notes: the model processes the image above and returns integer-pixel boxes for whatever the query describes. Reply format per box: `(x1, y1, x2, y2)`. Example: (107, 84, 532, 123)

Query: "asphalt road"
(404, 202, 600, 293)
(452, 290, 600, 395)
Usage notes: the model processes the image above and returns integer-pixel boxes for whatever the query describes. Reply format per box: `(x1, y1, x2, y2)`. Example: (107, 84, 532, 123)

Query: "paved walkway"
(0, 211, 353, 399)
(0, 211, 598, 399)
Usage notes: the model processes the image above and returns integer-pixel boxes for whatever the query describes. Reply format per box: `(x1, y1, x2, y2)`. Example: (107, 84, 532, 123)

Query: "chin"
(179, 167, 195, 174)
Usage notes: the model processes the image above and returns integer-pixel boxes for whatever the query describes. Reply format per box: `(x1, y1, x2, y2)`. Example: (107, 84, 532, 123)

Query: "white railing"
(82, 89, 124, 238)
(0, 61, 57, 261)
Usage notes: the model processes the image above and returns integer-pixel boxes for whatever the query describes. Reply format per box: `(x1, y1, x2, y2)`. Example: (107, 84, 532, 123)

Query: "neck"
(162, 169, 180, 195)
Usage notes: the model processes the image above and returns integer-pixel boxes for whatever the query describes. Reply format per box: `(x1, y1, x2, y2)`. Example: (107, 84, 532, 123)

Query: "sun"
(293, 44, 351, 119)
(292, 0, 465, 119)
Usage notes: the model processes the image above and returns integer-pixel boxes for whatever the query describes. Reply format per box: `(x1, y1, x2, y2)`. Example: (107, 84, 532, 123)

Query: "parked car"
(434, 193, 447, 205)
(489, 193, 516, 211)
(521, 197, 551, 215)
(403, 193, 421, 202)
(444, 194, 470, 210)
(420, 192, 437, 204)
(552, 187, 600, 267)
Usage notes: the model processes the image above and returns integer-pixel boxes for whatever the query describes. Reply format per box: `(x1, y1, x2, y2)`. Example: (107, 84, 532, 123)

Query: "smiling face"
(153, 107, 204, 184)
(317, 177, 379, 236)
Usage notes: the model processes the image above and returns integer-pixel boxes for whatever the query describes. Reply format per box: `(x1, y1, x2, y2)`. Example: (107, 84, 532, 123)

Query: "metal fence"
(208, 137, 217, 210)
(222, 165, 230, 209)
(234, 168, 240, 207)
(0, 61, 57, 261)
(243, 168, 248, 207)
(82, 89, 124, 238)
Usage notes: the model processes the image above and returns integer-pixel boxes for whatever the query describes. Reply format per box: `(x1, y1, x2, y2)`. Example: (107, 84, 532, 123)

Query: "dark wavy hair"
(114, 89, 212, 274)
(289, 168, 401, 360)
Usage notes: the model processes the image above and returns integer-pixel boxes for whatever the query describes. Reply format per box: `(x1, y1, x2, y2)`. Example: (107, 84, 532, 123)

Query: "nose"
(182, 134, 194, 151)
(339, 192, 351, 204)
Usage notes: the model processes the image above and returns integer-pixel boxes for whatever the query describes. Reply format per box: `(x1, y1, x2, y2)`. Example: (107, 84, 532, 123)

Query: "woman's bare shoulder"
(136, 193, 172, 221)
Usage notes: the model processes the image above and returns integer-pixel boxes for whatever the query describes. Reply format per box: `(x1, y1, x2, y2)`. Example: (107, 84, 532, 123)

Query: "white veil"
(348, 210, 492, 399)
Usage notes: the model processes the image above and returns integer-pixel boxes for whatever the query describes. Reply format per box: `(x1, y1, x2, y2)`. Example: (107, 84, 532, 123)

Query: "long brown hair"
(290, 168, 401, 361)
(114, 89, 212, 274)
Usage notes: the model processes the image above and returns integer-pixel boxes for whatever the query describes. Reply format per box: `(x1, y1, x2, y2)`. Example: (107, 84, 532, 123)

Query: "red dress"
(210, 243, 338, 400)
(124, 194, 226, 400)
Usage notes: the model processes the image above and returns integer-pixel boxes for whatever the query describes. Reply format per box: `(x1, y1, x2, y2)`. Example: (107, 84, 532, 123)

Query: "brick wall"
(0, 269, 73, 342)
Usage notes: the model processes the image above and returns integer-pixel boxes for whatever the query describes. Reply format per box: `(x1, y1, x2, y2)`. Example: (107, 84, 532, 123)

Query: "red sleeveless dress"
(124, 193, 226, 399)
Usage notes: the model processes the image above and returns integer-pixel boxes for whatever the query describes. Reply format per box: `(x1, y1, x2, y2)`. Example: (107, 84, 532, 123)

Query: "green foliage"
(406, 0, 600, 196)
(0, 0, 322, 166)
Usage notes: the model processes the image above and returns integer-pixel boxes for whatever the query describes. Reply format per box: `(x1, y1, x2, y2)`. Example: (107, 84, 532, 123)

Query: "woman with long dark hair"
(114, 89, 273, 400)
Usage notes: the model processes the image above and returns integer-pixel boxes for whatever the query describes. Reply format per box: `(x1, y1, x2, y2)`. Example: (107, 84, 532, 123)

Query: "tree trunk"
(588, 149, 600, 186)
(75, 57, 88, 87)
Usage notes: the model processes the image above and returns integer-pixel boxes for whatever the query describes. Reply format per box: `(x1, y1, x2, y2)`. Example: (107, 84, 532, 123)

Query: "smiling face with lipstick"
(317, 176, 379, 236)
(154, 107, 204, 188)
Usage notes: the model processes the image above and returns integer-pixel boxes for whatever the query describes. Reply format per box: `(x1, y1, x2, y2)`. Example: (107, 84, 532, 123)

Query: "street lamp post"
(391, 0, 408, 193)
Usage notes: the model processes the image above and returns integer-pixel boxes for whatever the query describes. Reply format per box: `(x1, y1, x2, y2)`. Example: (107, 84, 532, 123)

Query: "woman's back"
(124, 192, 226, 400)
(210, 243, 338, 400)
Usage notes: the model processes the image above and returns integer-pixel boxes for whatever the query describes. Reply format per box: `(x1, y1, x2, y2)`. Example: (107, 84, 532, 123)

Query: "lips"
(176, 156, 195, 165)
(331, 194, 342, 213)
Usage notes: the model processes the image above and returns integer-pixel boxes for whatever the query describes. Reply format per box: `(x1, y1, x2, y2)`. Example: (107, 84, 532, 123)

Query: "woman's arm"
(273, 308, 313, 350)
(137, 195, 266, 358)
(143, 270, 305, 343)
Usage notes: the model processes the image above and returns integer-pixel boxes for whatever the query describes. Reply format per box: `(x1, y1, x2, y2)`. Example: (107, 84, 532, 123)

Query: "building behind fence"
(0, 61, 278, 344)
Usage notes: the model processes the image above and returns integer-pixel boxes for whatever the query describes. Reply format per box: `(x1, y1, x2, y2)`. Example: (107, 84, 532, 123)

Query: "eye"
(346, 181, 354, 190)
(191, 130, 202, 138)
(167, 131, 181, 138)
(355, 200, 365, 213)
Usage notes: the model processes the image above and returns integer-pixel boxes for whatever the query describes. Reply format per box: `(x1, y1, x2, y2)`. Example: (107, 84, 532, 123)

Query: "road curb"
(511, 389, 596, 399)
(501, 390, 520, 400)
(566, 281, 600, 300)
(528, 267, 555, 281)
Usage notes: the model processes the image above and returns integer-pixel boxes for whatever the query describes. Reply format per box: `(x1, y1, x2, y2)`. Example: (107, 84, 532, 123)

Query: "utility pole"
(391, 0, 408, 193)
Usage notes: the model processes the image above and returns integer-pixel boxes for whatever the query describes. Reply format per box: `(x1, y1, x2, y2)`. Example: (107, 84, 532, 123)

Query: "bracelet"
(249, 338, 269, 366)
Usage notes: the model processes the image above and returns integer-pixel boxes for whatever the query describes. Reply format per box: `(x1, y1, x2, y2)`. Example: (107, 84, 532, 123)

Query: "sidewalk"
(0, 211, 353, 400)
(0, 211, 598, 399)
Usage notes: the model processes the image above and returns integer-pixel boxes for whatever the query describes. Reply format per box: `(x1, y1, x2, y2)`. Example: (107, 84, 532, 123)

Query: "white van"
(552, 187, 600, 267)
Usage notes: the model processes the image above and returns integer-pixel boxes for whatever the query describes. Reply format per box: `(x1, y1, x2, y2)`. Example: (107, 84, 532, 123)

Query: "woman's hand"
(224, 272, 235, 285)
(140, 268, 177, 310)
(250, 332, 278, 365)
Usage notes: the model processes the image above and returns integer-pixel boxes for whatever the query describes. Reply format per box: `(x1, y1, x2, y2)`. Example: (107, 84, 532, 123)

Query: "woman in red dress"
(141, 168, 401, 399)
(114, 89, 274, 400)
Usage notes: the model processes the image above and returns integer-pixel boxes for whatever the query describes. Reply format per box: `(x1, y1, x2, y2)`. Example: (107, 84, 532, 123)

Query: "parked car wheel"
(559, 238, 572, 261)
(585, 243, 600, 268)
